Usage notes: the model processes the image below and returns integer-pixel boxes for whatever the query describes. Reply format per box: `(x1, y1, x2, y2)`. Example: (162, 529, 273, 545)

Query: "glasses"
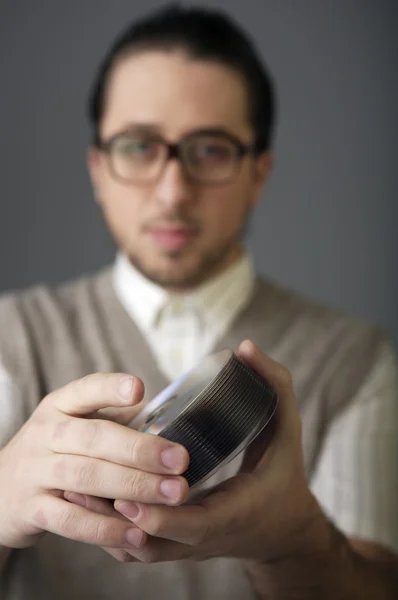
(97, 129, 259, 185)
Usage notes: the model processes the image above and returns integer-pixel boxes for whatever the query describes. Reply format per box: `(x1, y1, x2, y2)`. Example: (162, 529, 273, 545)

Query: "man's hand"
(111, 340, 321, 564)
(0, 373, 189, 554)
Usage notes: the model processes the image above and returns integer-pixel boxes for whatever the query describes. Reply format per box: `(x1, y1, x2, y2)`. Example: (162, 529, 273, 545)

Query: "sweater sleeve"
(310, 337, 398, 555)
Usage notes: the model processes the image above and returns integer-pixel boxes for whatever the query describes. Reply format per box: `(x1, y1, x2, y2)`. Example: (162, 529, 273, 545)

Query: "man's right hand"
(0, 373, 189, 552)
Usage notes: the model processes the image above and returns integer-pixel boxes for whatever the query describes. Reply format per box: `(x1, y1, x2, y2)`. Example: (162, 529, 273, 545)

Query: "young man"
(0, 5, 397, 599)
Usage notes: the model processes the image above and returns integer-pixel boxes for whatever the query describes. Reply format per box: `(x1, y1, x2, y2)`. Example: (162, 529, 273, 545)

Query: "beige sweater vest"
(0, 268, 384, 600)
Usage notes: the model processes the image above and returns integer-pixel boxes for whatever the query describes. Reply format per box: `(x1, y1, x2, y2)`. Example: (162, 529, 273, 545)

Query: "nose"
(154, 158, 195, 210)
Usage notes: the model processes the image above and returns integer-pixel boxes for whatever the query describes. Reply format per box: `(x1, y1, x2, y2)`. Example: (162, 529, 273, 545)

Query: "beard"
(126, 228, 245, 291)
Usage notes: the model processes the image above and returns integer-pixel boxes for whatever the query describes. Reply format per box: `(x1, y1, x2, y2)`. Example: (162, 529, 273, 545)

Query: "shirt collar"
(184, 252, 255, 327)
(113, 251, 255, 331)
(113, 253, 168, 331)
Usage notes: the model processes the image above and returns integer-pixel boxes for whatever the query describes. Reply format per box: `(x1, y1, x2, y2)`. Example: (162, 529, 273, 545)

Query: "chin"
(146, 265, 205, 290)
(128, 253, 211, 290)
(126, 235, 241, 290)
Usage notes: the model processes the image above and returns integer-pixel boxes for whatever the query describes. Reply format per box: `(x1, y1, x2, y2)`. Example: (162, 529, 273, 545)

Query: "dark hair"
(88, 3, 276, 151)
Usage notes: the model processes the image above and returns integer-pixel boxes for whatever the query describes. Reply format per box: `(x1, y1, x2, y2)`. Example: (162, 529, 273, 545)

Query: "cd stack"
(131, 350, 277, 495)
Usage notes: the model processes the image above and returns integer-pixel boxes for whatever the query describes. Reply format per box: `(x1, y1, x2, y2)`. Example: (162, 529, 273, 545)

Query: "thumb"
(237, 340, 301, 451)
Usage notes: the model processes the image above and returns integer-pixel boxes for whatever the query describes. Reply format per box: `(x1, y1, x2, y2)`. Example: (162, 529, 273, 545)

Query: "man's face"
(88, 51, 271, 290)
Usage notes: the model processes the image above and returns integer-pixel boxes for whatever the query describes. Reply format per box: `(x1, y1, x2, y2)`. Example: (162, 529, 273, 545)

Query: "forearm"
(244, 513, 398, 599)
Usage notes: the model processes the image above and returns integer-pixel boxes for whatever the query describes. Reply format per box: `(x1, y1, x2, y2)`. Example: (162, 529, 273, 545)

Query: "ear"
(87, 146, 103, 204)
(250, 151, 273, 208)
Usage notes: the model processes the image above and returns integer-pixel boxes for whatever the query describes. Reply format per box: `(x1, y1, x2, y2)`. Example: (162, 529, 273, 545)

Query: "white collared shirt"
(113, 252, 255, 380)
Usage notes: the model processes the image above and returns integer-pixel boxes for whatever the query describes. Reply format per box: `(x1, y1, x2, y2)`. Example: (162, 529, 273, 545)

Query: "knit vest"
(0, 267, 384, 600)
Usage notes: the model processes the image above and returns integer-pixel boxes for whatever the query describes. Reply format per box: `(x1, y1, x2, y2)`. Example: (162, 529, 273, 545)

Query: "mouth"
(146, 225, 200, 252)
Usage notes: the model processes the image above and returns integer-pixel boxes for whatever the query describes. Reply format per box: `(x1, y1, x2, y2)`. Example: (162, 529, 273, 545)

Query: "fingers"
(51, 373, 145, 417)
(64, 493, 191, 564)
(64, 492, 120, 518)
(238, 340, 293, 396)
(50, 417, 189, 476)
(114, 475, 248, 546)
(94, 404, 143, 426)
(64, 492, 139, 563)
(29, 494, 146, 549)
(103, 547, 138, 563)
(114, 500, 209, 545)
(113, 477, 251, 561)
(114, 500, 201, 563)
(46, 454, 189, 505)
(123, 536, 192, 563)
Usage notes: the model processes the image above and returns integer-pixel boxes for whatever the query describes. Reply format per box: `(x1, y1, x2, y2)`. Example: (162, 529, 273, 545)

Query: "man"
(0, 4, 397, 599)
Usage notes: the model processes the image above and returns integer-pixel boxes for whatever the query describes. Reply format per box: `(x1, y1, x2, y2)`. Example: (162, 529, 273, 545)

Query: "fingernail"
(126, 528, 144, 547)
(160, 479, 183, 501)
(119, 377, 134, 402)
(118, 502, 139, 520)
(161, 446, 186, 471)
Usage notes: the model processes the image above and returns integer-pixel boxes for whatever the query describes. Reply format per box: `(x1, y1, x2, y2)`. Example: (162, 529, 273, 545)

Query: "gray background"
(0, 1, 397, 343)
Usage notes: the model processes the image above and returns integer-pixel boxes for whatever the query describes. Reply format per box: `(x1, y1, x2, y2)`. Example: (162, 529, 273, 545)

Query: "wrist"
(243, 494, 335, 580)
(243, 498, 350, 600)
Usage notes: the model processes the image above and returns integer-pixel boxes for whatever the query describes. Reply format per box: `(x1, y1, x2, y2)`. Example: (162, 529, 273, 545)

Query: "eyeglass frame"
(95, 128, 263, 186)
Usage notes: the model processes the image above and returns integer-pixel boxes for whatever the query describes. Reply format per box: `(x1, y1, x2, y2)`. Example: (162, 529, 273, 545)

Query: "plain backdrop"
(0, 1, 397, 344)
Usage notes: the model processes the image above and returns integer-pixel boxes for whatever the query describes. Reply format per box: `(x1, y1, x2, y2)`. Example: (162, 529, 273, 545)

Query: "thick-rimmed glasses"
(97, 129, 259, 185)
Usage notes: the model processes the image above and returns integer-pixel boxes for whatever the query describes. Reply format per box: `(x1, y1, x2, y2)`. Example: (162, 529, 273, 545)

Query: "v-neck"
(94, 268, 170, 402)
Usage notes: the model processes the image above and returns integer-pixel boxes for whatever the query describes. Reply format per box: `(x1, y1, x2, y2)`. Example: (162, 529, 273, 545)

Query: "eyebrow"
(105, 123, 239, 141)
(120, 123, 163, 135)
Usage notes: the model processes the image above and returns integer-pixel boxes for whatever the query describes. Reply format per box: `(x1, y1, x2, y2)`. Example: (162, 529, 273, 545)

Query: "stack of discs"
(131, 350, 277, 490)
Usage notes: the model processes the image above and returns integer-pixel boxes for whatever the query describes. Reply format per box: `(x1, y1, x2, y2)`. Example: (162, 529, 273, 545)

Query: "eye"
(191, 140, 234, 164)
(113, 136, 159, 160)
